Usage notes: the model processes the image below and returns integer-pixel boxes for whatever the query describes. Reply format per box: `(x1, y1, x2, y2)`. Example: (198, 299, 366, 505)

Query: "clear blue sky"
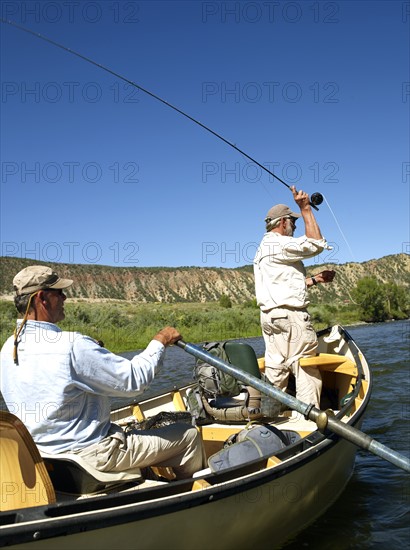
(1, 0, 409, 269)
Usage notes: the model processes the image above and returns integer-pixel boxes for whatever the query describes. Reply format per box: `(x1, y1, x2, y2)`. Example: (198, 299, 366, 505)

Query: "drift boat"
(0, 325, 391, 549)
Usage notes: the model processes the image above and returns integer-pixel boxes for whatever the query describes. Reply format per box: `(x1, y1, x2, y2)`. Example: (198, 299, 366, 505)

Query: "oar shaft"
(176, 340, 410, 473)
(326, 416, 410, 472)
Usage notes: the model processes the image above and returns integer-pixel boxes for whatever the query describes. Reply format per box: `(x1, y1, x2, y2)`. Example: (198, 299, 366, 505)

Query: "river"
(122, 320, 410, 549)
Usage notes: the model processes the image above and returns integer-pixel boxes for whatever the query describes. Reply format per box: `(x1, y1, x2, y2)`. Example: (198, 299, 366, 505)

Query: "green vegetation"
(0, 298, 360, 354)
(218, 294, 232, 308)
(352, 277, 409, 323)
(0, 301, 262, 353)
(1, 279, 407, 353)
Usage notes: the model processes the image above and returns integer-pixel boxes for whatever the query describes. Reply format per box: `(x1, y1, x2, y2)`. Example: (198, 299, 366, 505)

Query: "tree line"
(352, 277, 409, 323)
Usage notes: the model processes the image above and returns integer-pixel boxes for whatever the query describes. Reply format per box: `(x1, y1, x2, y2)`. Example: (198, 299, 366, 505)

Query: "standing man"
(253, 187, 335, 408)
(1, 265, 204, 479)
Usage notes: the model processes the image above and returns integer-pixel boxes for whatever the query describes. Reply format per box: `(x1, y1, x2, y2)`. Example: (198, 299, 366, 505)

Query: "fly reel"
(310, 192, 324, 210)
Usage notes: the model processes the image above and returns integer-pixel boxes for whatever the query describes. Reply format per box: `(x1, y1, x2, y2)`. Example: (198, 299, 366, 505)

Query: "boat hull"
(2, 424, 364, 550)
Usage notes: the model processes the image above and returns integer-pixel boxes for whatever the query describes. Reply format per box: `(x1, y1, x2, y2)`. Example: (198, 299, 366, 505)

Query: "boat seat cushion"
(0, 411, 56, 511)
(41, 451, 142, 495)
(208, 392, 248, 409)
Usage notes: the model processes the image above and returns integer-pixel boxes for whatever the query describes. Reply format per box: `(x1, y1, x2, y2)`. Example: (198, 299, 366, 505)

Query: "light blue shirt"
(0, 320, 165, 453)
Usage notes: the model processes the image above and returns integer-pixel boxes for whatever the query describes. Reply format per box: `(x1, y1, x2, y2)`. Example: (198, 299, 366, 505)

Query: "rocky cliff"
(1, 254, 409, 304)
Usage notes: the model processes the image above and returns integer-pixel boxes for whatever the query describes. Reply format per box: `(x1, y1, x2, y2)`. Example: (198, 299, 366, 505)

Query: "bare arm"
(291, 186, 323, 240)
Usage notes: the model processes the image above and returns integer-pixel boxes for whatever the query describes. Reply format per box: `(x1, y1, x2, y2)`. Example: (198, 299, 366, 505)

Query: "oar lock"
(316, 409, 335, 433)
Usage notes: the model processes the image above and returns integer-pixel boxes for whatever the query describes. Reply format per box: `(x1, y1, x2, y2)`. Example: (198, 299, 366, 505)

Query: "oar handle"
(176, 340, 410, 473)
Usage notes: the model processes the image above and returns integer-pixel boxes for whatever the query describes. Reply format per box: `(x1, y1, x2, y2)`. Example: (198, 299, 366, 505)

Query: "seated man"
(0, 265, 204, 480)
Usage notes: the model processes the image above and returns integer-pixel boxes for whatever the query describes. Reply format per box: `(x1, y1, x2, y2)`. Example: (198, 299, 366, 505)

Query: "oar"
(175, 340, 410, 473)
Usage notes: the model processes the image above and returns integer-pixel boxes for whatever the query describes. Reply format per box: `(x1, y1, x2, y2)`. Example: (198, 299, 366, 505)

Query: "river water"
(122, 320, 410, 549)
(281, 321, 410, 549)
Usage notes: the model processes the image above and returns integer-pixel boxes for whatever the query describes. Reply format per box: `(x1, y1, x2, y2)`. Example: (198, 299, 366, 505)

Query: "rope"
(13, 291, 39, 364)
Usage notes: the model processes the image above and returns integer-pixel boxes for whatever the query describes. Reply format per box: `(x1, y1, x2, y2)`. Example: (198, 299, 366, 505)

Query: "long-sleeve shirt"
(0, 320, 165, 453)
(253, 232, 328, 311)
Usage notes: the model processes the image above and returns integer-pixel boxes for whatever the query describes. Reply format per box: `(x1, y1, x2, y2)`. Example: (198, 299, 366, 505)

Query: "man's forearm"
(301, 207, 323, 240)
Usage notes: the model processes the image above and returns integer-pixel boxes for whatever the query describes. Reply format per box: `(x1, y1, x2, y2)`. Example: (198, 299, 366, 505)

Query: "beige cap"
(13, 266, 73, 296)
(265, 204, 301, 223)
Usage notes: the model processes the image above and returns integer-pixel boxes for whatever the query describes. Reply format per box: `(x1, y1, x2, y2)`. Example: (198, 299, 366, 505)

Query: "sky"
(1, 0, 409, 270)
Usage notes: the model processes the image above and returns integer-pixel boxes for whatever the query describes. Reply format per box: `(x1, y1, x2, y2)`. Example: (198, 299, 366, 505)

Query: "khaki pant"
(78, 423, 205, 480)
(260, 307, 322, 408)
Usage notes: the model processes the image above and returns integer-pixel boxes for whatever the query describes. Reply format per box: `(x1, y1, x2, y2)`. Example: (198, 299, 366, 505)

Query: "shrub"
(219, 294, 232, 308)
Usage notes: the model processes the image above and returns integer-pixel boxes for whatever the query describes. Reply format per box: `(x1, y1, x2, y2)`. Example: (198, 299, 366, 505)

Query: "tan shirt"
(253, 232, 328, 311)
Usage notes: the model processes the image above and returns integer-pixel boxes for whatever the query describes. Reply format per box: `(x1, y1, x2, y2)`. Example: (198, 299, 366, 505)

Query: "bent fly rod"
(2, 18, 324, 209)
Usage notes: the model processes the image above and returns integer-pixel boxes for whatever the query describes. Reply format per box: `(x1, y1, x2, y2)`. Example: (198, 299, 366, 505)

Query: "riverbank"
(0, 299, 366, 353)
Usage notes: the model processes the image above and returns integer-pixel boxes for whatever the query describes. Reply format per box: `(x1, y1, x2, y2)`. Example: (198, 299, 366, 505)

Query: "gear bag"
(208, 423, 301, 472)
(194, 341, 244, 399)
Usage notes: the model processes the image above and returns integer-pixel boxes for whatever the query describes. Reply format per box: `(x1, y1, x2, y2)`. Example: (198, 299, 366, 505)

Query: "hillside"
(0, 254, 409, 305)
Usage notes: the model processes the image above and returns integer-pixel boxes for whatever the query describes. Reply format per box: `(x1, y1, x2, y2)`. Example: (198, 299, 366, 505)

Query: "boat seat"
(209, 392, 249, 409)
(41, 451, 142, 495)
(224, 342, 261, 379)
(206, 343, 263, 419)
(0, 411, 56, 511)
(299, 354, 358, 377)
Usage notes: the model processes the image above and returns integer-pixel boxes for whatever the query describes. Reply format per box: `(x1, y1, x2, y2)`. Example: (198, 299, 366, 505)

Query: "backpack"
(208, 423, 301, 472)
(194, 341, 244, 399)
(188, 341, 263, 425)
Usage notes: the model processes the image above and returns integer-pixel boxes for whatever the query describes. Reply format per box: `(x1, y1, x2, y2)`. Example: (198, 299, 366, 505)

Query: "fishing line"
(1, 18, 323, 209)
(322, 195, 360, 305)
(323, 195, 356, 262)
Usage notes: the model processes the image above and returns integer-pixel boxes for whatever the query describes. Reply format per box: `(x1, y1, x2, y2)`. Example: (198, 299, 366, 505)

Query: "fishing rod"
(1, 18, 324, 210)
